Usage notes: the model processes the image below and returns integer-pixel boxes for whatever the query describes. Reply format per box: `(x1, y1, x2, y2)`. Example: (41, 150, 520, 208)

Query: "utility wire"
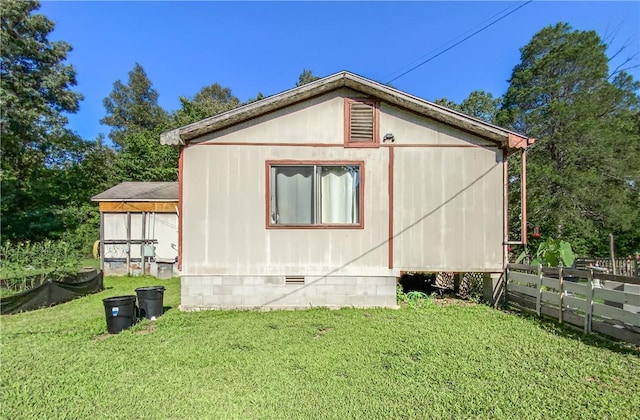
(382, 1, 525, 82)
(385, 0, 533, 84)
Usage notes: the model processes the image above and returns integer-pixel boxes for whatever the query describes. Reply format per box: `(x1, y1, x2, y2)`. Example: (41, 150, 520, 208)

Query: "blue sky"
(39, 1, 640, 142)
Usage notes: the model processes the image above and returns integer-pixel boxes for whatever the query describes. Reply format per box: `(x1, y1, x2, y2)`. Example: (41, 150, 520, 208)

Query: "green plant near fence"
(0, 240, 82, 291)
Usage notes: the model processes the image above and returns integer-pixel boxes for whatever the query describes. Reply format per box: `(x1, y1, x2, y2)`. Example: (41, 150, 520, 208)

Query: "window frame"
(344, 98, 380, 148)
(265, 160, 365, 229)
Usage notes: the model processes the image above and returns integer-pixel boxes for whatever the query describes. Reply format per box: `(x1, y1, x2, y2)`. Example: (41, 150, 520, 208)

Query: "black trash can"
(103, 295, 138, 334)
(135, 286, 165, 320)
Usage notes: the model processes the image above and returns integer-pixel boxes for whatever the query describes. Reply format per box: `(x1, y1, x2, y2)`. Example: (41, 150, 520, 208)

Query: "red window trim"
(344, 98, 380, 148)
(265, 160, 365, 229)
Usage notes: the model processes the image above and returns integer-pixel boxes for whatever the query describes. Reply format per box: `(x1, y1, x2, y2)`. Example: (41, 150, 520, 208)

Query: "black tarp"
(0, 270, 104, 315)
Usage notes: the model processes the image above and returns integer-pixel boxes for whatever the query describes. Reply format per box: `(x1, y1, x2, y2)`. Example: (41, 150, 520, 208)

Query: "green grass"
(1, 277, 639, 419)
(80, 258, 100, 270)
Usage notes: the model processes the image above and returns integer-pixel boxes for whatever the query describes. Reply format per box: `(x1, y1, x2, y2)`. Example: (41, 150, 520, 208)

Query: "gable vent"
(285, 276, 305, 285)
(350, 102, 374, 142)
(345, 98, 378, 146)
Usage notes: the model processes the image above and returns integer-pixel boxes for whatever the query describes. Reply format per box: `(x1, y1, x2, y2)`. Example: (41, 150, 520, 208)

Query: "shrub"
(0, 240, 81, 291)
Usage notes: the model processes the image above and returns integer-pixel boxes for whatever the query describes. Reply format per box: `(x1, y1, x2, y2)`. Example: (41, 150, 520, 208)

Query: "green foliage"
(296, 69, 320, 86)
(172, 83, 241, 127)
(100, 63, 170, 148)
(435, 90, 501, 123)
(114, 131, 178, 181)
(0, 240, 82, 289)
(498, 23, 640, 256)
(246, 91, 265, 104)
(529, 238, 576, 267)
(101, 63, 178, 183)
(0, 0, 82, 151)
(0, 0, 87, 244)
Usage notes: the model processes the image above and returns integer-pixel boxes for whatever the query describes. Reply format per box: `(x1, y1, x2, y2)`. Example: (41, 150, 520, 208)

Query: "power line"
(385, 0, 533, 84)
(383, 1, 525, 82)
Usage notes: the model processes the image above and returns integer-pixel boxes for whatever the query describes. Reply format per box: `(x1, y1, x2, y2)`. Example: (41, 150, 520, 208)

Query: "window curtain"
(320, 167, 358, 224)
(273, 166, 313, 224)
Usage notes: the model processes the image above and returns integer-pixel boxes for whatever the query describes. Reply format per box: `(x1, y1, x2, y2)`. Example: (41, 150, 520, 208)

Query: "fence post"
(536, 264, 542, 316)
(558, 267, 564, 324)
(585, 269, 594, 335)
(504, 266, 509, 307)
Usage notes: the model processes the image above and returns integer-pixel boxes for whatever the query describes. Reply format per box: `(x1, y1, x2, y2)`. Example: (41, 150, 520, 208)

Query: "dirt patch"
(313, 326, 334, 339)
(94, 333, 113, 341)
(136, 324, 156, 335)
(432, 296, 478, 307)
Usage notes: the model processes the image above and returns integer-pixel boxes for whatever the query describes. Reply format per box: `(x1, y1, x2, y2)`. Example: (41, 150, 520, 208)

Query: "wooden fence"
(575, 257, 639, 277)
(506, 264, 640, 345)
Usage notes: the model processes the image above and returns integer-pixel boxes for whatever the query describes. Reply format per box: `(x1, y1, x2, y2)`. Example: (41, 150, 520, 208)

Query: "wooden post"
(99, 212, 105, 271)
(453, 273, 462, 295)
(609, 233, 617, 275)
(141, 212, 147, 275)
(558, 267, 564, 324)
(126, 211, 131, 276)
(585, 269, 594, 334)
(536, 264, 542, 316)
(504, 265, 510, 307)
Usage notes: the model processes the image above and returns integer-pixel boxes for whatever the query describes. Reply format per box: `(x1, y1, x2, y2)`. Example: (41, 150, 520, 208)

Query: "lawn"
(1, 277, 638, 419)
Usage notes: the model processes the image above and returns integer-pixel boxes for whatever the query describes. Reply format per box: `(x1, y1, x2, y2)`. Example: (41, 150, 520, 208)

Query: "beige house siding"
(392, 147, 503, 272)
(178, 86, 506, 309)
(194, 89, 359, 145)
(380, 103, 497, 147)
(182, 145, 390, 277)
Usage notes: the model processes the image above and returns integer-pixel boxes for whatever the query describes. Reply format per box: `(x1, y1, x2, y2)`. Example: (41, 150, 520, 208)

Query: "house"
(160, 71, 533, 309)
(91, 182, 179, 278)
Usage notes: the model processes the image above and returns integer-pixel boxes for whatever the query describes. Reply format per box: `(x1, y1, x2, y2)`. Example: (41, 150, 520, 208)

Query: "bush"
(0, 240, 82, 291)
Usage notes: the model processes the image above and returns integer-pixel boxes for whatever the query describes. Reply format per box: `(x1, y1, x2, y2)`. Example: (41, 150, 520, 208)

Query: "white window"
(268, 162, 363, 227)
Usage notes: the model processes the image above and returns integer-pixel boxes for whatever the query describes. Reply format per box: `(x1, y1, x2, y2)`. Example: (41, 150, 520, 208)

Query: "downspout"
(503, 150, 509, 268)
(521, 148, 527, 245)
(178, 145, 184, 271)
(505, 140, 533, 246)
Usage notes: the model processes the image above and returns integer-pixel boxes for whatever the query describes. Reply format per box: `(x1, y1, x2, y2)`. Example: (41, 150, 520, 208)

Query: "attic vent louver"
(350, 102, 374, 141)
(345, 98, 379, 147)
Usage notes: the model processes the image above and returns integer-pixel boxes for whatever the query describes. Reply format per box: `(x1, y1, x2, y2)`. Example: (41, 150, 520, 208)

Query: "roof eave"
(91, 198, 179, 202)
(160, 71, 529, 148)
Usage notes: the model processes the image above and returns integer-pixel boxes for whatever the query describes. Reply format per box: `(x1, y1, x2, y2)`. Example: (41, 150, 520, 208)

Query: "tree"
(246, 91, 265, 104)
(0, 0, 84, 243)
(172, 83, 240, 127)
(101, 63, 169, 148)
(296, 69, 320, 87)
(101, 63, 178, 183)
(435, 90, 501, 124)
(114, 131, 178, 182)
(498, 23, 640, 256)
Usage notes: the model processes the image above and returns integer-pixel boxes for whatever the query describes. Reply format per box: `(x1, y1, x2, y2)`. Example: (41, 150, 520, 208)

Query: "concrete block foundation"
(180, 275, 398, 310)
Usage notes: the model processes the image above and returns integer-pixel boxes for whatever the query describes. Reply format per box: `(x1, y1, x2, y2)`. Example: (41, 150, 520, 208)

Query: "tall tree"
(172, 83, 240, 127)
(101, 63, 169, 148)
(102, 63, 177, 183)
(498, 23, 640, 256)
(0, 0, 84, 242)
(296, 69, 320, 87)
(435, 90, 501, 124)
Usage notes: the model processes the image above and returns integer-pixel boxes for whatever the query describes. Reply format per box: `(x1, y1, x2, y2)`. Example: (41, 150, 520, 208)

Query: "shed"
(160, 71, 533, 309)
(91, 182, 179, 278)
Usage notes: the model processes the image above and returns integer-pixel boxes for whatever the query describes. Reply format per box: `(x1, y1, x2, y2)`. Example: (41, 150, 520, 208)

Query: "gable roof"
(91, 182, 178, 202)
(160, 71, 532, 149)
